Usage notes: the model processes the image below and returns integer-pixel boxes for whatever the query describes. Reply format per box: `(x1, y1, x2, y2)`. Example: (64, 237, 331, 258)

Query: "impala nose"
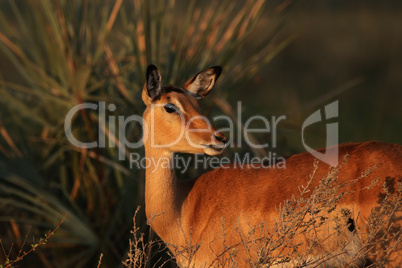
(213, 132, 227, 145)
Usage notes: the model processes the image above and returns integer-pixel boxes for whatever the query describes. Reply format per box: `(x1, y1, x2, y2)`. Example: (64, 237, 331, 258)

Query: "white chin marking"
(204, 147, 222, 156)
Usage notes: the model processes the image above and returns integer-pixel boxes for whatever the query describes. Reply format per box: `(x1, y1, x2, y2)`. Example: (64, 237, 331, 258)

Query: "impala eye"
(164, 103, 178, 113)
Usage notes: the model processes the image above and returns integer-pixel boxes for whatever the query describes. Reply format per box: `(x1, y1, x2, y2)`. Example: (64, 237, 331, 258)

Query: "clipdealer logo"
(302, 101, 339, 167)
(64, 101, 339, 168)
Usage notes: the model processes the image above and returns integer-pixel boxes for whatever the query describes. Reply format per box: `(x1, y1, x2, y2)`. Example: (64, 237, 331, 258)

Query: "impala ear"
(183, 66, 222, 98)
(142, 64, 162, 105)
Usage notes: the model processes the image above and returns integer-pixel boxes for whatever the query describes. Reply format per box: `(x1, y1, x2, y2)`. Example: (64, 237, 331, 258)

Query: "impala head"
(142, 65, 227, 156)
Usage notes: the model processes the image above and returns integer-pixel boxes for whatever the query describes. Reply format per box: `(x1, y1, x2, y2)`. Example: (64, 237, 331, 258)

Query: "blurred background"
(0, 0, 401, 267)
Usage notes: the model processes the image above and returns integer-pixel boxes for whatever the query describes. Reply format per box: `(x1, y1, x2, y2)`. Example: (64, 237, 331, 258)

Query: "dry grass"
(0, 220, 63, 268)
(122, 158, 401, 267)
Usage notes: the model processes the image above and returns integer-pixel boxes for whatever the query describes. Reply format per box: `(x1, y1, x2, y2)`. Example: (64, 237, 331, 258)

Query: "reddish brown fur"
(181, 142, 401, 266)
(141, 66, 402, 267)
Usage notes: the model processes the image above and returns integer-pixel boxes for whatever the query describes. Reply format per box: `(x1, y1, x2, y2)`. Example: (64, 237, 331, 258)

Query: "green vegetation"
(0, 0, 290, 266)
(0, 0, 400, 267)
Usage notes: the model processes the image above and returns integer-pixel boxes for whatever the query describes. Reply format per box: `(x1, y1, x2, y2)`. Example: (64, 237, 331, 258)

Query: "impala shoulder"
(348, 141, 402, 161)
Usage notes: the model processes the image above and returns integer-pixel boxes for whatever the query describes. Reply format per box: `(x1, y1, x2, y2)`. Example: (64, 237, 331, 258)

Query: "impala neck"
(144, 145, 184, 241)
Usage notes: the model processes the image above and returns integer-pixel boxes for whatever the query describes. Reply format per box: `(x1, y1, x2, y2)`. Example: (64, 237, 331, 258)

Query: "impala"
(141, 65, 401, 267)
